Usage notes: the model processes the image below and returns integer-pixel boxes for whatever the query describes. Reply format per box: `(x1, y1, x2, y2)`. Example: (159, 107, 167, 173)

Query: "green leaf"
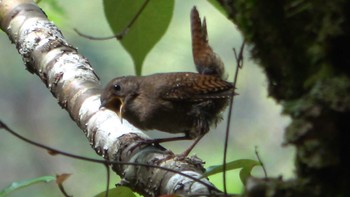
(207, 0, 228, 17)
(95, 186, 136, 197)
(0, 176, 56, 196)
(103, 0, 175, 75)
(37, 0, 66, 25)
(203, 159, 261, 185)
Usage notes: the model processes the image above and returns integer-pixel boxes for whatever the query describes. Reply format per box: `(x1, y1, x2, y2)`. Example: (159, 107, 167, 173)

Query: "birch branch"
(0, 0, 221, 196)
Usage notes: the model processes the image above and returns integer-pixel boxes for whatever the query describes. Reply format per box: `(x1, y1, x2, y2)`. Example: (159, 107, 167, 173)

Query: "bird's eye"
(113, 84, 121, 91)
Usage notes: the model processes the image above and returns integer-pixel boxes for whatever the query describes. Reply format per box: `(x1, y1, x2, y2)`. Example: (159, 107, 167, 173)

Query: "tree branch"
(0, 0, 221, 196)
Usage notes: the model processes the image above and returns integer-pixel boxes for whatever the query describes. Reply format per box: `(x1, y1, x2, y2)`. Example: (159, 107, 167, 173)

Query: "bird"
(191, 6, 225, 79)
(100, 72, 235, 157)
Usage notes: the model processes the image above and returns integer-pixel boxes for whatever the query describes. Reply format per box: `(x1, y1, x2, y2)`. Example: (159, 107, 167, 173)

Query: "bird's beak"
(119, 99, 124, 124)
(100, 96, 124, 124)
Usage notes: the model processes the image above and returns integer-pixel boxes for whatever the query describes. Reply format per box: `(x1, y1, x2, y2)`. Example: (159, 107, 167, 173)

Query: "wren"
(191, 6, 225, 79)
(100, 72, 235, 157)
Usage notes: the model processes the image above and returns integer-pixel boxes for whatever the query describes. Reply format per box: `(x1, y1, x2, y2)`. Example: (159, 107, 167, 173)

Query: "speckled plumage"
(191, 7, 225, 79)
(100, 7, 234, 157)
(100, 72, 235, 138)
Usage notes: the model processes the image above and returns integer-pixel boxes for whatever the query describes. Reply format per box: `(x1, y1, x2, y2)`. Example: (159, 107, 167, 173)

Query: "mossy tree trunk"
(221, 0, 350, 196)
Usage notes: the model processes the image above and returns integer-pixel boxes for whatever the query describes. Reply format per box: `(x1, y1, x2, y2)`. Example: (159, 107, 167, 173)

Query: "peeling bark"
(0, 0, 221, 196)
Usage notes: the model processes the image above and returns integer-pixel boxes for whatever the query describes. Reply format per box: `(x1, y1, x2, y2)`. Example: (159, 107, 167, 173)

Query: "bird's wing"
(161, 73, 234, 101)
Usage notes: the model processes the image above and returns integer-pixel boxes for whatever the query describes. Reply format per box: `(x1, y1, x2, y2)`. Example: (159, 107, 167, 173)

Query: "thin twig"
(0, 120, 219, 192)
(188, 193, 240, 197)
(104, 163, 110, 197)
(56, 174, 72, 197)
(73, 30, 119, 40)
(58, 183, 72, 197)
(74, 0, 150, 41)
(255, 146, 268, 178)
(223, 41, 246, 194)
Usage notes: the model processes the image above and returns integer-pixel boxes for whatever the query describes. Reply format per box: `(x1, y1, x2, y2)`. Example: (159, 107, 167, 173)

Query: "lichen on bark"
(222, 0, 350, 196)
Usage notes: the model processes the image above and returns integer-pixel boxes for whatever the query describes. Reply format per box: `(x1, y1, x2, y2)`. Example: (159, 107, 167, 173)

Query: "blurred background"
(0, 0, 295, 196)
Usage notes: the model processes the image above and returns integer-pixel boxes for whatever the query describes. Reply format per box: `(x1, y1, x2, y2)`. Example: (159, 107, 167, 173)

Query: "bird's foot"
(127, 139, 167, 154)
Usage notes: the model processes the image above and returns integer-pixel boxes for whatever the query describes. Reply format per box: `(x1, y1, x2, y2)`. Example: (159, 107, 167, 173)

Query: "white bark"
(0, 0, 220, 196)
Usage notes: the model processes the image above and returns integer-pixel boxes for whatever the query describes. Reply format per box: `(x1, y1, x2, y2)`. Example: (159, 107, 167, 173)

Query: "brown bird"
(191, 6, 225, 79)
(100, 72, 235, 157)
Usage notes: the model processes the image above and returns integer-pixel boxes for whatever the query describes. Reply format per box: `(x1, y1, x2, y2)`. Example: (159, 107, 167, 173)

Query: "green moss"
(230, 0, 349, 100)
(310, 76, 350, 111)
(223, 0, 350, 196)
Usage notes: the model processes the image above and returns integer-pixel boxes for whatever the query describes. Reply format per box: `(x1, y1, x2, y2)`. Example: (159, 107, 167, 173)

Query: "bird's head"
(100, 76, 139, 121)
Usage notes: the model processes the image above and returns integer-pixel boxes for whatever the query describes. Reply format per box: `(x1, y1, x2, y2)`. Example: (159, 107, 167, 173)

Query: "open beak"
(118, 99, 124, 124)
(100, 96, 124, 124)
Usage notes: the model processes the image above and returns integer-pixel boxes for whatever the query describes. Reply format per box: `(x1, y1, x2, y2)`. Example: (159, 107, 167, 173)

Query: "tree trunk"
(221, 0, 350, 196)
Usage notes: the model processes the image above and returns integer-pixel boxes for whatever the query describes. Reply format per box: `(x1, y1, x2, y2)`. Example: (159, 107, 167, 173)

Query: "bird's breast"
(122, 97, 193, 133)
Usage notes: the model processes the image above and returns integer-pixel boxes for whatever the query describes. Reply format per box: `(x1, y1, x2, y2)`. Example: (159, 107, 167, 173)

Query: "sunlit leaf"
(0, 176, 56, 196)
(104, 0, 175, 75)
(95, 186, 136, 197)
(203, 159, 261, 185)
(238, 161, 259, 184)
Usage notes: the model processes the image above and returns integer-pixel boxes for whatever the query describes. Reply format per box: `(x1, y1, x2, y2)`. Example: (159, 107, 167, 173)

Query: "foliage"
(232, 0, 350, 100)
(0, 0, 273, 196)
(37, 0, 66, 25)
(95, 186, 136, 197)
(0, 176, 56, 196)
(103, 0, 174, 75)
(203, 159, 261, 185)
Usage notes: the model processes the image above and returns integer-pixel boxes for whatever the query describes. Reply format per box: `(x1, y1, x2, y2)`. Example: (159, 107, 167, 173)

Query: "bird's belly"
(124, 103, 193, 134)
(123, 99, 228, 136)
